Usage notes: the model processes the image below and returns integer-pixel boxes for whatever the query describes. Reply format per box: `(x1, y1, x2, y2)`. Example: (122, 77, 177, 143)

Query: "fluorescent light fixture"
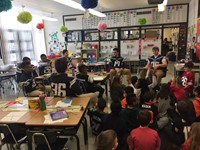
(158, 4, 166, 12)
(53, 0, 106, 17)
(41, 16, 58, 21)
(88, 9, 106, 17)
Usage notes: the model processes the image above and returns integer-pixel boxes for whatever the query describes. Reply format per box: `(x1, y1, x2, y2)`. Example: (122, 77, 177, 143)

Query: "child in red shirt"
(181, 61, 194, 97)
(193, 86, 200, 118)
(170, 76, 186, 101)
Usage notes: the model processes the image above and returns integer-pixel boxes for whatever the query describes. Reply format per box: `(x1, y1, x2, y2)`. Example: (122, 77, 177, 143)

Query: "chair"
(26, 130, 68, 150)
(0, 124, 27, 150)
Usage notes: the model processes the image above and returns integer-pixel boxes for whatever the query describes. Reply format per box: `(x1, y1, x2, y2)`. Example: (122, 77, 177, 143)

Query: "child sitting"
(76, 64, 104, 98)
(96, 129, 118, 150)
(128, 109, 160, 150)
(193, 86, 200, 120)
(170, 76, 186, 101)
(19, 62, 45, 96)
(182, 61, 195, 97)
(121, 86, 135, 108)
(87, 98, 107, 136)
(110, 76, 124, 101)
(120, 94, 140, 134)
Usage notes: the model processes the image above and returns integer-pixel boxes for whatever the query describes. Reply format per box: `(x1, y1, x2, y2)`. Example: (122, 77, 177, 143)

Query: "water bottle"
(39, 94, 46, 111)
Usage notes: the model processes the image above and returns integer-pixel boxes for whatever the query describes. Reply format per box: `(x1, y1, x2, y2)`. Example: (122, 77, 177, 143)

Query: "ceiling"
(12, 0, 191, 16)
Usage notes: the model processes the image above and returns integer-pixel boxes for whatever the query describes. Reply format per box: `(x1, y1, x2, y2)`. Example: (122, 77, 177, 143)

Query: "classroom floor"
(0, 61, 176, 150)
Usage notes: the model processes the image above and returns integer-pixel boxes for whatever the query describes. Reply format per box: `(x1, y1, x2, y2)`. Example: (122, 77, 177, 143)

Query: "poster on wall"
(196, 18, 200, 58)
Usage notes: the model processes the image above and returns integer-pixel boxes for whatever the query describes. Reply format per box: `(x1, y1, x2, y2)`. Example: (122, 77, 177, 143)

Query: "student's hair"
(184, 61, 194, 69)
(152, 46, 159, 51)
(111, 75, 121, 88)
(22, 61, 31, 69)
(138, 109, 151, 127)
(126, 94, 137, 107)
(158, 83, 171, 100)
(96, 129, 117, 150)
(22, 57, 30, 62)
(55, 57, 68, 73)
(97, 98, 106, 111)
(78, 64, 87, 74)
(112, 47, 119, 53)
(124, 86, 134, 95)
(131, 76, 138, 85)
(40, 54, 46, 58)
(143, 91, 156, 103)
(194, 86, 200, 97)
(110, 100, 122, 115)
(176, 76, 184, 88)
(62, 49, 68, 55)
(188, 122, 200, 150)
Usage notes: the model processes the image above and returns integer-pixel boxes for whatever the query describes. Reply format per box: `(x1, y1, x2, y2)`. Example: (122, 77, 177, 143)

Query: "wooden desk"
(26, 97, 90, 150)
(26, 97, 90, 126)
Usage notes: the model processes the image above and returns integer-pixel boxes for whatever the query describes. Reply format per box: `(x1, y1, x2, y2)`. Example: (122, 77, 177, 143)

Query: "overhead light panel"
(41, 16, 58, 21)
(53, 0, 106, 17)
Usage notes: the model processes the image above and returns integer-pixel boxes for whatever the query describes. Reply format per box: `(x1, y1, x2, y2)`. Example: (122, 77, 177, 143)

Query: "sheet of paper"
(1, 112, 27, 122)
(55, 101, 72, 108)
(93, 77, 104, 81)
(43, 114, 68, 124)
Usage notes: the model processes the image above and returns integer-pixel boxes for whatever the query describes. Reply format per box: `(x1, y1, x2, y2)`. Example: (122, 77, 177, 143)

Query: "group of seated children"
(89, 60, 199, 149)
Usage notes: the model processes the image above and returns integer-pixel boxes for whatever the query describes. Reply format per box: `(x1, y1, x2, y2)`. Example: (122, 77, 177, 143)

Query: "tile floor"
(0, 61, 177, 150)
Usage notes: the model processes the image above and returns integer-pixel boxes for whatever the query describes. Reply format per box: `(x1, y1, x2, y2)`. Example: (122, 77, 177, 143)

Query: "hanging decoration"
(60, 25, 68, 33)
(36, 23, 44, 30)
(17, 11, 32, 24)
(97, 22, 107, 31)
(0, 0, 12, 12)
(138, 18, 147, 25)
(81, 0, 98, 9)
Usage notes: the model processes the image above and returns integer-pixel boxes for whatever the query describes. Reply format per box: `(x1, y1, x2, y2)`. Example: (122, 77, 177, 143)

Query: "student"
(62, 49, 70, 61)
(110, 75, 124, 101)
(87, 98, 107, 136)
(102, 100, 126, 149)
(38, 54, 51, 75)
(50, 57, 98, 105)
(76, 64, 104, 98)
(96, 129, 118, 150)
(141, 91, 158, 130)
(121, 86, 134, 108)
(182, 61, 195, 97)
(193, 86, 200, 119)
(16, 57, 37, 83)
(128, 109, 161, 150)
(120, 94, 140, 134)
(19, 62, 44, 96)
(181, 122, 200, 150)
(157, 83, 171, 130)
(170, 76, 186, 101)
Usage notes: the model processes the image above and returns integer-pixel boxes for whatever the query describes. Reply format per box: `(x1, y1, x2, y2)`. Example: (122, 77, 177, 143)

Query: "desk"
(88, 72, 110, 96)
(26, 97, 90, 150)
(0, 72, 16, 92)
(86, 62, 105, 72)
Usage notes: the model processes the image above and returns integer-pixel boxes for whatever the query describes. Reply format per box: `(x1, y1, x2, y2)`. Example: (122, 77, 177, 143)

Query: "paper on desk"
(55, 101, 72, 108)
(43, 114, 68, 124)
(93, 77, 104, 81)
(1, 112, 27, 122)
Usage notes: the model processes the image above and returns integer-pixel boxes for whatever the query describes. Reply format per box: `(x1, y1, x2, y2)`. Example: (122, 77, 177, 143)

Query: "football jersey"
(182, 71, 194, 93)
(110, 56, 124, 69)
(147, 55, 167, 71)
(50, 73, 82, 97)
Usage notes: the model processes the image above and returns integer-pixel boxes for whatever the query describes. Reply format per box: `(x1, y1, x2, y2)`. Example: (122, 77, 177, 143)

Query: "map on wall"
(82, 5, 188, 29)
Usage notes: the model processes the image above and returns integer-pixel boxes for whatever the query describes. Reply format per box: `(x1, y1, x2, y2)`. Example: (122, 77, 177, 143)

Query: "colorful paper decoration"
(81, 0, 98, 9)
(60, 25, 68, 33)
(17, 11, 32, 24)
(36, 23, 44, 30)
(138, 18, 147, 25)
(0, 0, 12, 12)
(97, 22, 107, 31)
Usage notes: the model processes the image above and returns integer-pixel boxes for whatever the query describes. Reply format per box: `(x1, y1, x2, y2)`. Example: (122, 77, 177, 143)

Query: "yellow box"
(28, 98, 40, 110)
